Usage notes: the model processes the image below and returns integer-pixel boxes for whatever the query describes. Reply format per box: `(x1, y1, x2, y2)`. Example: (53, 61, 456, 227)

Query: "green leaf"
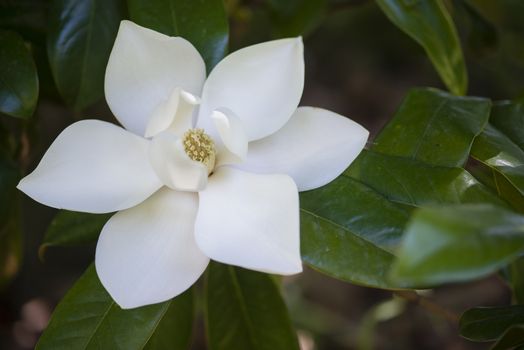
(205, 262, 299, 350)
(300, 175, 410, 289)
(390, 204, 524, 287)
(460, 305, 524, 342)
(372, 88, 491, 167)
(47, 0, 124, 109)
(0, 30, 38, 118)
(375, 0, 468, 95)
(301, 175, 410, 251)
(346, 150, 507, 208)
(471, 123, 524, 197)
(39, 211, 112, 258)
(492, 325, 524, 350)
(37, 265, 194, 350)
(127, 0, 228, 71)
(470, 101, 524, 212)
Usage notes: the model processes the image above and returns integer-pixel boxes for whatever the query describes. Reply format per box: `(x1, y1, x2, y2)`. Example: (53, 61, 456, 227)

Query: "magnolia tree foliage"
(0, 0, 523, 349)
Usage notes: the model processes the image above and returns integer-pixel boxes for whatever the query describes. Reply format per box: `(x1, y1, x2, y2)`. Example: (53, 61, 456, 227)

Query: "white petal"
(145, 88, 200, 138)
(212, 108, 248, 166)
(105, 20, 206, 136)
(237, 107, 369, 191)
(95, 188, 209, 309)
(148, 132, 208, 192)
(197, 37, 304, 141)
(17, 120, 162, 213)
(195, 167, 302, 275)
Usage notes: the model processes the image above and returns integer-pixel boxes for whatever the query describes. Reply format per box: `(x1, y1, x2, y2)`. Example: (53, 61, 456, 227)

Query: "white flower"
(18, 21, 369, 309)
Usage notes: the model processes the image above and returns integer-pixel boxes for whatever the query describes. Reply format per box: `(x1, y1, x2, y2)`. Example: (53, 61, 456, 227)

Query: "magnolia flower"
(18, 21, 369, 309)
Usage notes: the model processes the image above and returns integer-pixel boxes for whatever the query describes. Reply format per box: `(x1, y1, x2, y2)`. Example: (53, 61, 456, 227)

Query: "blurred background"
(1, 0, 523, 349)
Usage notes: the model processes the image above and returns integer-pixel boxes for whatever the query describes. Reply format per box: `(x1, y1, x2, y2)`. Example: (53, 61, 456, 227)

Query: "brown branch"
(395, 290, 460, 324)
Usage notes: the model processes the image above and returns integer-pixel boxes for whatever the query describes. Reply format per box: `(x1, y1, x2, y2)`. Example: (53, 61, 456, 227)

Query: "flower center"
(182, 128, 216, 174)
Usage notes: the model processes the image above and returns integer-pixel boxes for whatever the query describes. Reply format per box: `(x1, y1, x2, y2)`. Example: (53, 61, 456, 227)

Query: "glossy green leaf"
(39, 211, 112, 258)
(471, 101, 524, 212)
(346, 150, 507, 208)
(301, 211, 399, 290)
(300, 175, 410, 289)
(468, 158, 524, 214)
(301, 175, 410, 251)
(205, 262, 299, 350)
(471, 124, 524, 192)
(0, 30, 38, 118)
(492, 325, 524, 350)
(127, 0, 228, 71)
(375, 0, 468, 95)
(373, 88, 491, 167)
(460, 306, 524, 342)
(37, 265, 194, 350)
(390, 205, 524, 286)
(47, 0, 124, 109)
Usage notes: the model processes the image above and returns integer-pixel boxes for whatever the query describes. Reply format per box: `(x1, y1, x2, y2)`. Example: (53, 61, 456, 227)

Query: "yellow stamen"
(182, 128, 216, 174)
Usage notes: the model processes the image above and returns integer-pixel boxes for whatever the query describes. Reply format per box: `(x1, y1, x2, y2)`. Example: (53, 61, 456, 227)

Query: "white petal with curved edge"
(17, 120, 162, 213)
(195, 167, 302, 275)
(148, 132, 208, 192)
(212, 109, 248, 166)
(197, 38, 304, 141)
(105, 20, 206, 136)
(145, 88, 200, 138)
(95, 188, 209, 309)
(237, 107, 369, 191)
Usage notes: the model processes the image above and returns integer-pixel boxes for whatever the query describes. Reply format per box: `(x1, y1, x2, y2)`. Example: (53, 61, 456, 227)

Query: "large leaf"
(127, 0, 228, 71)
(375, 0, 468, 95)
(0, 30, 38, 118)
(301, 175, 410, 251)
(390, 204, 524, 286)
(460, 305, 524, 342)
(300, 175, 410, 289)
(39, 211, 112, 258)
(47, 0, 124, 109)
(37, 265, 194, 350)
(205, 262, 299, 350)
(301, 211, 399, 290)
(346, 150, 507, 208)
(373, 88, 490, 167)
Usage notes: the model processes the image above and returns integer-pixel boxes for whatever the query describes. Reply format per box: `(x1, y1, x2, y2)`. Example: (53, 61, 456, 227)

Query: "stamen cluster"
(182, 128, 216, 172)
